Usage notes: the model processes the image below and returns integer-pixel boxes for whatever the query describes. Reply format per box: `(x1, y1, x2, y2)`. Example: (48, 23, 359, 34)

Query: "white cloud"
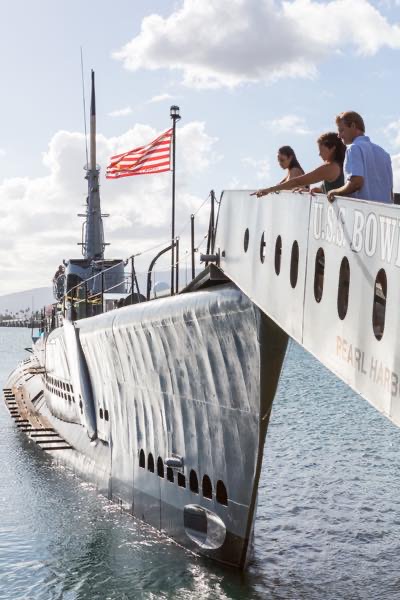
(113, 0, 400, 89)
(265, 115, 311, 135)
(383, 120, 400, 193)
(284, 0, 400, 56)
(108, 106, 132, 117)
(148, 93, 174, 103)
(385, 120, 400, 147)
(0, 148, 5, 157)
(242, 156, 271, 180)
(0, 122, 216, 294)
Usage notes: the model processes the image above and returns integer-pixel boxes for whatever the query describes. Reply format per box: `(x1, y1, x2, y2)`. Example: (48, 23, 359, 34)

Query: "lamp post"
(170, 105, 181, 295)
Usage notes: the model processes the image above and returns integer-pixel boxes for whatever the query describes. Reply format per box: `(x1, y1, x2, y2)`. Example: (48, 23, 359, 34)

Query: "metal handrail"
(146, 242, 176, 301)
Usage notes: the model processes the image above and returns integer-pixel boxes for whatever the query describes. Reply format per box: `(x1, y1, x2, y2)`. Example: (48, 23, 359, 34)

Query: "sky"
(0, 0, 399, 295)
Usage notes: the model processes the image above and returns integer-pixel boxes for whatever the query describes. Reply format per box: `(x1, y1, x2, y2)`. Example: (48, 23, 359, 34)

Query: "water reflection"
(2, 329, 400, 599)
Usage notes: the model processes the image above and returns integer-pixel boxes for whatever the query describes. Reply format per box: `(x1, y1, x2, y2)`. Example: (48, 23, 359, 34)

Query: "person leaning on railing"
(251, 132, 345, 198)
(276, 145, 305, 183)
(326, 111, 393, 204)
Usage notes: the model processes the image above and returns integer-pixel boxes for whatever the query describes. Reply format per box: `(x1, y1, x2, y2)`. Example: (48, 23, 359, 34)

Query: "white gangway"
(215, 191, 400, 426)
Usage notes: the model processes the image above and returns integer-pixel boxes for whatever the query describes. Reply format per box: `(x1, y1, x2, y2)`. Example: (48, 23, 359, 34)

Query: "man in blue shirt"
(327, 111, 393, 204)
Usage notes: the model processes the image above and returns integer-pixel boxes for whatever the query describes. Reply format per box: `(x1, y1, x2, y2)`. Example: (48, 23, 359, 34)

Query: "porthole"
(314, 248, 325, 303)
(260, 231, 266, 263)
(167, 467, 174, 482)
(373, 268, 387, 341)
(244, 228, 249, 253)
(104, 409, 109, 422)
(202, 474, 212, 499)
(139, 449, 145, 468)
(274, 235, 282, 275)
(216, 480, 228, 506)
(337, 256, 350, 320)
(99, 408, 103, 419)
(157, 457, 164, 478)
(189, 470, 199, 493)
(177, 473, 186, 488)
(148, 453, 154, 473)
(290, 240, 299, 289)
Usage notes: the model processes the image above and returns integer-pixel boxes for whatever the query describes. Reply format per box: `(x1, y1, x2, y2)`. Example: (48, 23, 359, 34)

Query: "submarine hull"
(4, 284, 288, 568)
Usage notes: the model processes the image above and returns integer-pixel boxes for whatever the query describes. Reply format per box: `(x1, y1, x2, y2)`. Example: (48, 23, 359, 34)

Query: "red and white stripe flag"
(106, 128, 173, 179)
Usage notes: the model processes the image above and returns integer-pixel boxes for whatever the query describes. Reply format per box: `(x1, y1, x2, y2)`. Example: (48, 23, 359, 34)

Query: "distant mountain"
(0, 265, 200, 316)
(0, 287, 53, 315)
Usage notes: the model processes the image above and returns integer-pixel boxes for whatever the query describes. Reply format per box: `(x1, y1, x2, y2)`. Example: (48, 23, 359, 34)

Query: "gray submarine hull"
(4, 283, 288, 568)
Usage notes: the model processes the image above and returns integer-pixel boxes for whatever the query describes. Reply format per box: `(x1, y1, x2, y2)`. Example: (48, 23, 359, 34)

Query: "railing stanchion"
(175, 237, 179, 294)
(71, 287, 75, 321)
(191, 214, 195, 280)
(101, 271, 104, 313)
(85, 282, 88, 318)
(210, 190, 216, 253)
(131, 256, 135, 298)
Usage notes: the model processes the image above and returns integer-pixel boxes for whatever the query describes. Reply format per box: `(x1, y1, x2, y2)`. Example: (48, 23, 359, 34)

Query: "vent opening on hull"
(157, 457, 164, 478)
(139, 449, 145, 468)
(148, 453, 154, 473)
(189, 470, 199, 494)
(167, 467, 174, 482)
(202, 475, 212, 499)
(216, 480, 228, 506)
(178, 473, 186, 488)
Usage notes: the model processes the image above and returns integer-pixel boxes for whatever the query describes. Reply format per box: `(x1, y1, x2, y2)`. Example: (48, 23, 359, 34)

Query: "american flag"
(106, 128, 173, 179)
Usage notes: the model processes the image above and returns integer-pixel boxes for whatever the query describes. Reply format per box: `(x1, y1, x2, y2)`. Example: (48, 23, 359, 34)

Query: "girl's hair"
(278, 146, 303, 172)
(317, 132, 346, 165)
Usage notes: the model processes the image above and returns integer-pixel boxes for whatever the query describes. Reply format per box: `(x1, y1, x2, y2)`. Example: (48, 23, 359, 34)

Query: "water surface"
(1, 328, 400, 599)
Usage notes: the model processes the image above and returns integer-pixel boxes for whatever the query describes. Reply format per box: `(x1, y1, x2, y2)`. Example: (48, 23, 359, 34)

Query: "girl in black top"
(253, 133, 345, 197)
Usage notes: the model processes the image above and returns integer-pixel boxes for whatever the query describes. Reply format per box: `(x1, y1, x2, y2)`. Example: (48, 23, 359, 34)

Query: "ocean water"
(1, 328, 400, 600)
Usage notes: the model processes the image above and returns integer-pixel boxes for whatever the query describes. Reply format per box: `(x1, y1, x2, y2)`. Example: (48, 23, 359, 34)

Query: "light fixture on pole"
(170, 105, 181, 296)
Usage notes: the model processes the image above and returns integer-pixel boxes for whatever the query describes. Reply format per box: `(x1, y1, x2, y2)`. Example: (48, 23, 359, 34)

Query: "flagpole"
(170, 105, 181, 295)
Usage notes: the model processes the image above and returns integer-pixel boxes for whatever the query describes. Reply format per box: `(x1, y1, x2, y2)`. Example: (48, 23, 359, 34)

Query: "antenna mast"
(79, 70, 105, 260)
(80, 48, 89, 168)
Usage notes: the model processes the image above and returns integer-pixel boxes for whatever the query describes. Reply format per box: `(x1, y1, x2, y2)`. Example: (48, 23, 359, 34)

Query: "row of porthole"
(46, 375, 74, 394)
(45, 380, 75, 404)
(244, 229, 299, 288)
(314, 249, 387, 341)
(139, 450, 228, 506)
(244, 229, 387, 341)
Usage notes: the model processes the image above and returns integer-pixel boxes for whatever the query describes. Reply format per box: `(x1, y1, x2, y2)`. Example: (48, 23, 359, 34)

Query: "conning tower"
(53, 70, 125, 315)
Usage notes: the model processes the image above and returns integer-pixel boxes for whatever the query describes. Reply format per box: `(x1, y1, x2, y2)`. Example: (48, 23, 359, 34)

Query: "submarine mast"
(82, 70, 105, 260)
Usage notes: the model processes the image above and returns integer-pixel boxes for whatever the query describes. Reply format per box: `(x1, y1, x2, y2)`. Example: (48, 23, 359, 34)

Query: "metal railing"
(42, 190, 219, 331)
